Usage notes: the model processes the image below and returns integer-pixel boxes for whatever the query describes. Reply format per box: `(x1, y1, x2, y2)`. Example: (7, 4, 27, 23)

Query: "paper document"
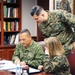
(0, 60, 16, 70)
(29, 67, 40, 73)
(8, 67, 40, 73)
(0, 60, 40, 73)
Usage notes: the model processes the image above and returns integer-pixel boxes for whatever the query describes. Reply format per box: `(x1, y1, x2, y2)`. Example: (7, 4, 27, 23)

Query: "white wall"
(22, 0, 37, 36)
(49, 0, 54, 11)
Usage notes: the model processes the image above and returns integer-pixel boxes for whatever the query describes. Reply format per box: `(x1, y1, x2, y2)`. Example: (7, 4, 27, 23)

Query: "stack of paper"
(0, 60, 40, 73)
(0, 60, 16, 70)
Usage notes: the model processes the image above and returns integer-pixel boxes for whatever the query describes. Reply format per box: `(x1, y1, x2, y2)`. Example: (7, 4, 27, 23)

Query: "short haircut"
(30, 5, 43, 16)
(19, 29, 31, 36)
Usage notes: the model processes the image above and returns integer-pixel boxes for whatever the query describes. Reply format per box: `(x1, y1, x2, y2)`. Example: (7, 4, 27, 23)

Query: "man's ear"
(42, 14, 44, 17)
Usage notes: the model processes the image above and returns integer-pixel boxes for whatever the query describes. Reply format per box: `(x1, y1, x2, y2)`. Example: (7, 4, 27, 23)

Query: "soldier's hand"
(20, 61, 26, 66)
(14, 59, 20, 64)
(38, 65, 43, 70)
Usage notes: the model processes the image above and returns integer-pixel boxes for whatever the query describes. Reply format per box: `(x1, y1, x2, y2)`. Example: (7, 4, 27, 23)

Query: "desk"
(0, 71, 53, 75)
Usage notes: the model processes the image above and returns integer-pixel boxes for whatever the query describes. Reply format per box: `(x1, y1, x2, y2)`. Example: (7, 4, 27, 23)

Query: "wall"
(22, 0, 37, 36)
(49, 0, 54, 11)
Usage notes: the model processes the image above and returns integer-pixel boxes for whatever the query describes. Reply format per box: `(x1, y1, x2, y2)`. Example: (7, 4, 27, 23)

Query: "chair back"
(68, 49, 75, 75)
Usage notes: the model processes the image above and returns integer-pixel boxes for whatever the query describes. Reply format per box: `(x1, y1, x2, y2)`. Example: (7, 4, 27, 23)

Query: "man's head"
(30, 5, 48, 24)
(19, 29, 32, 47)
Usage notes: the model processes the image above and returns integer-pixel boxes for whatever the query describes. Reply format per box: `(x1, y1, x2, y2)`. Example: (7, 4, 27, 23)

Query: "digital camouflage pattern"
(59, 0, 71, 13)
(12, 40, 44, 68)
(38, 10, 75, 57)
(43, 55, 71, 75)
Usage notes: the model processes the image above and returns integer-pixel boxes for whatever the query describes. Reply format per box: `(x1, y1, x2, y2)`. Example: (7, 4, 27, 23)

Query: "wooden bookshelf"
(0, 0, 22, 60)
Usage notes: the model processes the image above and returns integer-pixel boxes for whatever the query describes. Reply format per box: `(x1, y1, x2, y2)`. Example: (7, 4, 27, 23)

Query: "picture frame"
(54, 0, 73, 13)
(54, 0, 60, 10)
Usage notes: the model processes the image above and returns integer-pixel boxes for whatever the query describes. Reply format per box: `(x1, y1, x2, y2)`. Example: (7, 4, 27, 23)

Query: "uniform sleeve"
(27, 45, 44, 69)
(62, 11, 75, 28)
(43, 55, 68, 73)
(12, 43, 21, 62)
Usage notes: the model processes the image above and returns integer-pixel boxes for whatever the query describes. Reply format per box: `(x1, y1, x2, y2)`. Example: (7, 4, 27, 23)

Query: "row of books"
(4, 0, 17, 3)
(4, 21, 18, 31)
(4, 6, 18, 18)
(4, 34, 19, 45)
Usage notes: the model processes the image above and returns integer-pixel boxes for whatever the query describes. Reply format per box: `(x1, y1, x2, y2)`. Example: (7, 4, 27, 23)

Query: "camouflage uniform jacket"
(12, 40, 44, 68)
(43, 55, 71, 75)
(38, 10, 75, 56)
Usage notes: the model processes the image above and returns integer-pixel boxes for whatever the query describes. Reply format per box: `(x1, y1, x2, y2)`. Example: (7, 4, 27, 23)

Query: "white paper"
(29, 67, 40, 73)
(0, 60, 16, 70)
(0, 60, 40, 73)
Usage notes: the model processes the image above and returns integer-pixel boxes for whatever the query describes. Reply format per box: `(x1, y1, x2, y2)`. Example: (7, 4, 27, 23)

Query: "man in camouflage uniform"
(59, 0, 71, 13)
(30, 5, 75, 57)
(12, 29, 44, 69)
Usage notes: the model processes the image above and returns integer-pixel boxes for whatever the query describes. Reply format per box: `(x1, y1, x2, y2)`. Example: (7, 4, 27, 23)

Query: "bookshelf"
(0, 0, 22, 60)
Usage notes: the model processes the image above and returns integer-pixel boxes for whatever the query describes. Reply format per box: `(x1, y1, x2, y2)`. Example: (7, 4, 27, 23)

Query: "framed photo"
(54, 0, 73, 13)
(54, 0, 60, 10)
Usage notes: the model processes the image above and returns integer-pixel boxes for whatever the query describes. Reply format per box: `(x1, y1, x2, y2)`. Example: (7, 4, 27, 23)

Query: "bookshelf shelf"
(4, 2, 19, 4)
(4, 18, 20, 20)
(0, 0, 22, 60)
(4, 30, 20, 32)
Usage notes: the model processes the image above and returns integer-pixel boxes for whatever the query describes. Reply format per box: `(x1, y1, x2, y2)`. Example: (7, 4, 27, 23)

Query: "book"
(14, 34, 19, 44)
(8, 22, 11, 31)
(9, 34, 15, 44)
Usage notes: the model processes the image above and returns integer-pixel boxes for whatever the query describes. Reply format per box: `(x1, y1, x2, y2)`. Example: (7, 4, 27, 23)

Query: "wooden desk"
(0, 71, 53, 75)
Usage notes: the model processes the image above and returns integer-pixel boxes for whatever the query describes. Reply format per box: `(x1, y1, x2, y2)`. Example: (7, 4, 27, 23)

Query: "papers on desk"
(0, 60, 16, 70)
(8, 67, 40, 74)
(0, 60, 40, 73)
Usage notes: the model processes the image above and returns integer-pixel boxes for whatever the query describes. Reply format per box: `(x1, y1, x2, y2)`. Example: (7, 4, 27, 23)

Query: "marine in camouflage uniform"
(59, 0, 71, 13)
(12, 40, 44, 69)
(38, 10, 75, 57)
(43, 54, 71, 75)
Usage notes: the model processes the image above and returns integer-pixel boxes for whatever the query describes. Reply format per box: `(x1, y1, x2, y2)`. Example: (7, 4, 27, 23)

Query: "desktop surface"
(0, 60, 54, 75)
(0, 71, 54, 75)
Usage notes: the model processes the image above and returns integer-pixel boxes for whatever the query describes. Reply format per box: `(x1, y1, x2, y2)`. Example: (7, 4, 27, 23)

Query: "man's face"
(32, 14, 45, 24)
(19, 33, 31, 47)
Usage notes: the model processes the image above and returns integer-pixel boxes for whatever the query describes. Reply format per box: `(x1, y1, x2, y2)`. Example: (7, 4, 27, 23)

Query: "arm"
(60, 11, 75, 52)
(12, 43, 22, 63)
(62, 10, 75, 28)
